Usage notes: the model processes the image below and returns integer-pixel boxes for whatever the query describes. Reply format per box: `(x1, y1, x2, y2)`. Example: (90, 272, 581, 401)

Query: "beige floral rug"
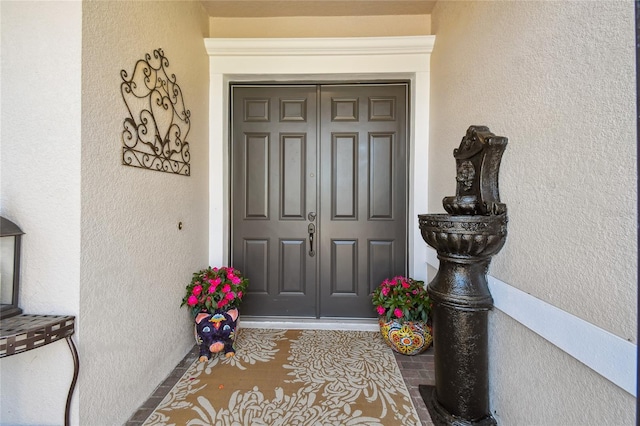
(143, 328, 420, 425)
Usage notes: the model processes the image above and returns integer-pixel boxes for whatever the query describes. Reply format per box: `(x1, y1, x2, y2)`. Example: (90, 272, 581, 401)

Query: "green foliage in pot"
(181, 266, 248, 316)
(371, 276, 431, 322)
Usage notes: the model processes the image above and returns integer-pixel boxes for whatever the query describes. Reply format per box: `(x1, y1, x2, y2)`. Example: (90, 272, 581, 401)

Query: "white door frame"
(205, 36, 435, 282)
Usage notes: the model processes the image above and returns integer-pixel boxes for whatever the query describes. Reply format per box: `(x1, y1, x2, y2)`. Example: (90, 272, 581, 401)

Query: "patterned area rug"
(143, 328, 420, 425)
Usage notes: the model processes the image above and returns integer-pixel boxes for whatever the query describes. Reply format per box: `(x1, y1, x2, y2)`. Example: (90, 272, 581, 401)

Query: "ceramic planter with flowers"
(371, 276, 433, 355)
(181, 266, 249, 361)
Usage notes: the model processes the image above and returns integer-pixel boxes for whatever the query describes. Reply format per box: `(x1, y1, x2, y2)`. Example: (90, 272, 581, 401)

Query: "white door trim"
(205, 36, 436, 282)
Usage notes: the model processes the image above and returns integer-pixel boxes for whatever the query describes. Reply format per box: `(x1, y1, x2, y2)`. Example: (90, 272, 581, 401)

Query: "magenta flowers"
(181, 266, 249, 316)
(371, 276, 432, 322)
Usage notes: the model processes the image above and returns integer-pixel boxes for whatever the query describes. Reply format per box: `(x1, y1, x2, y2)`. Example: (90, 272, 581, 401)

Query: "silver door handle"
(308, 223, 316, 257)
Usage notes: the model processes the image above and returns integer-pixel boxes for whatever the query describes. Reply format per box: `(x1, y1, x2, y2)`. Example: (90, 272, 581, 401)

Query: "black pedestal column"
(417, 126, 508, 426)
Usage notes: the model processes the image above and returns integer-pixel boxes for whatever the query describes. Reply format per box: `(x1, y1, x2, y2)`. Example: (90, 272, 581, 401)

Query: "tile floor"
(126, 341, 436, 425)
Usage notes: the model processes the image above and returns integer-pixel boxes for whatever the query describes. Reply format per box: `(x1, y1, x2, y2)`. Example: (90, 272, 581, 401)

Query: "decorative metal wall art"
(121, 48, 191, 176)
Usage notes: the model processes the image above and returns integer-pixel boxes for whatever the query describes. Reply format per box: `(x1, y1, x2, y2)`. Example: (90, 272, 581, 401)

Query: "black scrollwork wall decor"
(121, 48, 191, 176)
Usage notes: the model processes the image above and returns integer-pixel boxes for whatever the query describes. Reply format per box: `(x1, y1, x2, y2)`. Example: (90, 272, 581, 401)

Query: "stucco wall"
(209, 15, 431, 37)
(0, 2, 82, 424)
(429, 1, 636, 424)
(80, 2, 209, 424)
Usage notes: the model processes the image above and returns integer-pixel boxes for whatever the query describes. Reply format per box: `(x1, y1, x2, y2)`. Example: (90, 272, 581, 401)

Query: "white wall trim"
(205, 36, 435, 56)
(241, 318, 379, 331)
(205, 36, 435, 281)
(426, 247, 637, 396)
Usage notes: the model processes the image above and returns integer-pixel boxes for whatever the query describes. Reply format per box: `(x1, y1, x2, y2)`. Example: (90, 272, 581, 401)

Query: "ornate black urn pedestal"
(418, 126, 508, 426)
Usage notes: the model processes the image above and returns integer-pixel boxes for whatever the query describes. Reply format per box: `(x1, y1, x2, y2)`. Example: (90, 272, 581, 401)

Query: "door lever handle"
(308, 223, 316, 257)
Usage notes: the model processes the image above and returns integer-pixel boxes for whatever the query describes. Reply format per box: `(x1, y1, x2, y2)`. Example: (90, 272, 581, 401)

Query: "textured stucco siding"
(430, 1, 636, 424)
(80, 2, 209, 424)
(489, 310, 634, 425)
(0, 2, 82, 424)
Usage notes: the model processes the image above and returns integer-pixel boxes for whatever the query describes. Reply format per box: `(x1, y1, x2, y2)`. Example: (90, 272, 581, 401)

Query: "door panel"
(332, 133, 357, 218)
(319, 84, 407, 317)
(279, 239, 306, 292)
(232, 86, 318, 316)
(280, 134, 306, 219)
(232, 83, 407, 318)
(369, 133, 394, 218)
(244, 134, 269, 218)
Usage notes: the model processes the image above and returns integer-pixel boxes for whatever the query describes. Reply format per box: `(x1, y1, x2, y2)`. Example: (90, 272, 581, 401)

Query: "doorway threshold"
(240, 316, 378, 332)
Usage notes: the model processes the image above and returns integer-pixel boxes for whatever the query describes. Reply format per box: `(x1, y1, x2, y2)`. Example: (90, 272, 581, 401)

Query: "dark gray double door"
(231, 83, 407, 318)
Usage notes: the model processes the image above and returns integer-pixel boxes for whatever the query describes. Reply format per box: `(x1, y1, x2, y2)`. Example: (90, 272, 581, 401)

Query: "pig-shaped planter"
(194, 308, 238, 362)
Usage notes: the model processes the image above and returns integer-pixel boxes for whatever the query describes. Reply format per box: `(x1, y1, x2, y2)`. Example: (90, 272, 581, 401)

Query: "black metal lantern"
(1, 216, 24, 319)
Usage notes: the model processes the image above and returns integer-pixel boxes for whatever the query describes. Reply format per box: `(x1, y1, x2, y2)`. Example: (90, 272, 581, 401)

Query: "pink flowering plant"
(181, 266, 249, 316)
(371, 276, 431, 322)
